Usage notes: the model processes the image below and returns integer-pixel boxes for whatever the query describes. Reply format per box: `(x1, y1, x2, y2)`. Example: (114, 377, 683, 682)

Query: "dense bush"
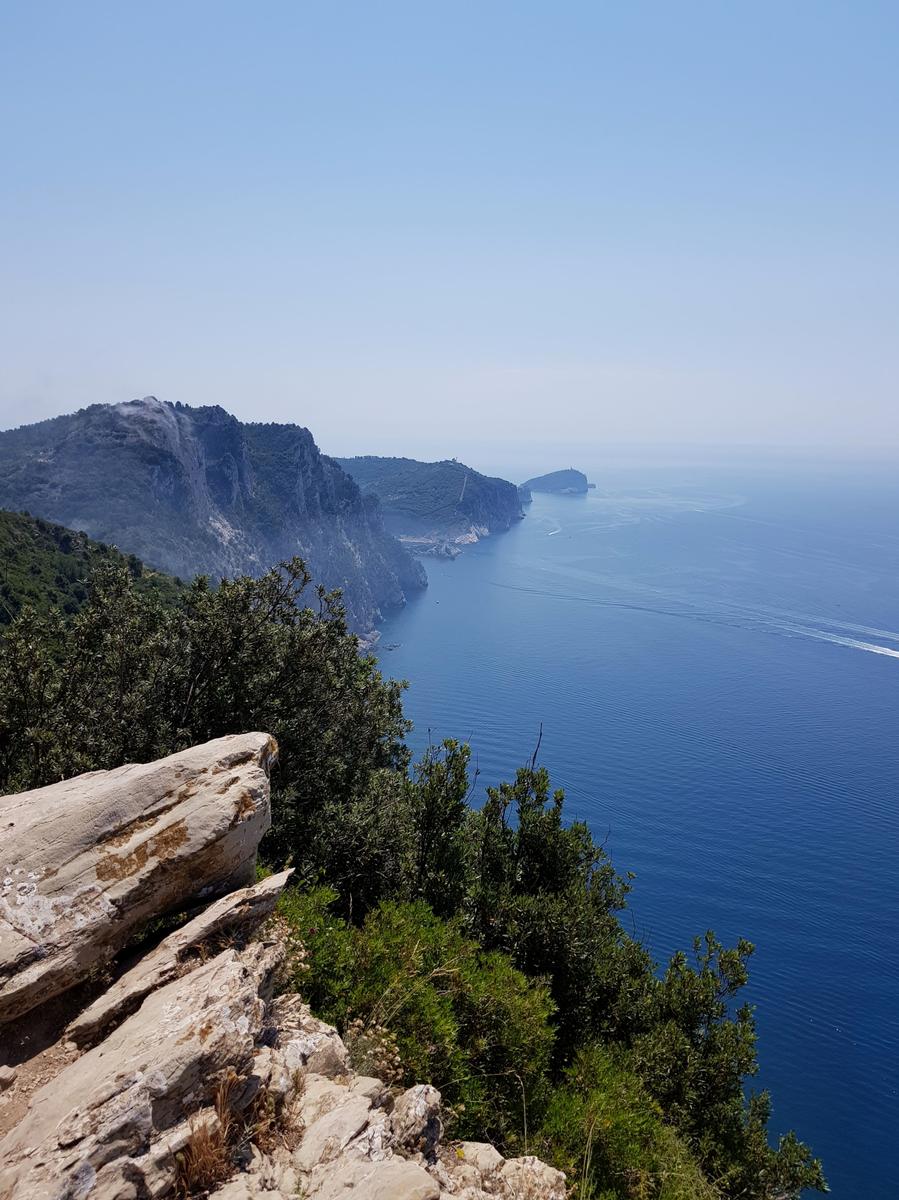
(0, 558, 411, 910)
(279, 887, 555, 1147)
(535, 1044, 718, 1200)
(0, 559, 826, 1199)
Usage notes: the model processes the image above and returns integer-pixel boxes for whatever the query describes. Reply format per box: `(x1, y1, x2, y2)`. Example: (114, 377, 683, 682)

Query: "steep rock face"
(0, 399, 426, 632)
(0, 739, 565, 1200)
(335, 456, 524, 556)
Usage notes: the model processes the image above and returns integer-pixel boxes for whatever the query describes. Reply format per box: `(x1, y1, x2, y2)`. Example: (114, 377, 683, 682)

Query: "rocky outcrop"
(0, 738, 564, 1200)
(0, 941, 283, 1200)
(0, 732, 276, 1024)
(67, 871, 291, 1049)
(0, 399, 427, 633)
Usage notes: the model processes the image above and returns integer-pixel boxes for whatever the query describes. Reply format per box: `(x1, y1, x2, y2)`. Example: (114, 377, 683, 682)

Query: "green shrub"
(536, 1044, 717, 1200)
(278, 889, 555, 1149)
(466, 761, 655, 1058)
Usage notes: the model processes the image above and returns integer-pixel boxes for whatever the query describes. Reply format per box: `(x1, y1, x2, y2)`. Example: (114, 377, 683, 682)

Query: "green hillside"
(334, 455, 523, 538)
(0, 509, 182, 623)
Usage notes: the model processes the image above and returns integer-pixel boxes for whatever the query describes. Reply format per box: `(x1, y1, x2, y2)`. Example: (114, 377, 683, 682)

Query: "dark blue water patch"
(378, 464, 899, 1200)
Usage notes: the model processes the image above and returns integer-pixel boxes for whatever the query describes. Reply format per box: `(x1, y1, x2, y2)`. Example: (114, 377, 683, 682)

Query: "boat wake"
(773, 622, 899, 659)
(490, 575, 899, 662)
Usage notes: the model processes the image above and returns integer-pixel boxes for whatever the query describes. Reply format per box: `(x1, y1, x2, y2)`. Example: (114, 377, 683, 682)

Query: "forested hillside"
(0, 509, 181, 623)
(335, 455, 523, 553)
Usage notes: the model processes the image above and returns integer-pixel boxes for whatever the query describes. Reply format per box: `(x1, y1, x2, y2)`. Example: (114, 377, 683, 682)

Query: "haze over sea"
(377, 453, 899, 1200)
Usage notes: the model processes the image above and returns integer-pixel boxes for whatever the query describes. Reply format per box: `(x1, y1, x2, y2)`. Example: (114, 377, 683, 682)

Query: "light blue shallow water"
(377, 460, 899, 1199)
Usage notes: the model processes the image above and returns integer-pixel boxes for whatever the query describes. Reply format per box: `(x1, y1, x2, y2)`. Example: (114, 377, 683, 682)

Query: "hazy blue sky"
(2, 1, 897, 466)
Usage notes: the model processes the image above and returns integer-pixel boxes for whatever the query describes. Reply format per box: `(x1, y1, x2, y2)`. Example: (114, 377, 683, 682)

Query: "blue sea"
(377, 455, 899, 1200)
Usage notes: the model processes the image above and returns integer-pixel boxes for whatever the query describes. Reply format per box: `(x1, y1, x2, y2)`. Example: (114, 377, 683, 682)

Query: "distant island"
(335, 455, 523, 558)
(519, 468, 594, 499)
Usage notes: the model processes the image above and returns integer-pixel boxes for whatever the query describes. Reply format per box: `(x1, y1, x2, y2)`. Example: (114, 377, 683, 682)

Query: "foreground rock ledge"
(0, 941, 282, 1199)
(0, 737, 564, 1200)
(0, 732, 277, 1024)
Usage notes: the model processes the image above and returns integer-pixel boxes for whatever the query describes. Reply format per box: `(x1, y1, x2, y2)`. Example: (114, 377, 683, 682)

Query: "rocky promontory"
(0, 735, 565, 1200)
(335, 457, 524, 557)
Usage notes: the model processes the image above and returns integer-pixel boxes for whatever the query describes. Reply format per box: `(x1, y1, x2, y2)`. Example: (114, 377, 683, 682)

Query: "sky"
(1, 1, 898, 468)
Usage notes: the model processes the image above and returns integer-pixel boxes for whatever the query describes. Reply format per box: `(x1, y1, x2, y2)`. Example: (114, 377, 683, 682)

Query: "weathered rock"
(0, 941, 281, 1200)
(455, 1142, 504, 1176)
(208, 1181, 283, 1200)
(391, 1084, 442, 1154)
(0, 737, 564, 1200)
(497, 1156, 567, 1200)
(351, 1075, 391, 1104)
(0, 732, 277, 1023)
(267, 993, 351, 1081)
(293, 1082, 373, 1170)
(67, 870, 292, 1048)
(306, 1158, 440, 1200)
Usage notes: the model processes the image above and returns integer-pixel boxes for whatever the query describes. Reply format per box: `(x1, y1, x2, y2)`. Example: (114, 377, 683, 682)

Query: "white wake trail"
(776, 622, 899, 659)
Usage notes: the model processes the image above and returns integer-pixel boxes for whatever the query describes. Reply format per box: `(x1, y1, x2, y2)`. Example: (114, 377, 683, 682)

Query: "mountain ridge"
(0, 398, 426, 632)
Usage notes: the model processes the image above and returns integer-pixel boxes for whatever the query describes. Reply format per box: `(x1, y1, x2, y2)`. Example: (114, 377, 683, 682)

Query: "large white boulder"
(0, 732, 277, 1024)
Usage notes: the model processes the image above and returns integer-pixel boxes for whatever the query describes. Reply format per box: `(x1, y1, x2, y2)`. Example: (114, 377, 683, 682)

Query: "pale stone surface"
(208, 1180, 291, 1200)
(0, 942, 281, 1200)
(497, 1156, 567, 1200)
(268, 992, 351, 1081)
(391, 1084, 442, 1153)
(305, 1157, 441, 1200)
(345, 1107, 394, 1162)
(456, 1142, 504, 1175)
(352, 1074, 391, 1103)
(0, 732, 277, 1023)
(293, 1089, 373, 1169)
(68, 869, 292, 1047)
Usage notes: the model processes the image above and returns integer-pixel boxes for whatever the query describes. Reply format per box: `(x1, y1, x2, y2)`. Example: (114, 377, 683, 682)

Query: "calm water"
(378, 459, 899, 1200)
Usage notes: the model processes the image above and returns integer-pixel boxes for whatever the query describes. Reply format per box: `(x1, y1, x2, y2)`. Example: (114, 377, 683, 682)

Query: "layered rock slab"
(0, 732, 277, 1024)
(0, 941, 282, 1200)
(68, 870, 292, 1049)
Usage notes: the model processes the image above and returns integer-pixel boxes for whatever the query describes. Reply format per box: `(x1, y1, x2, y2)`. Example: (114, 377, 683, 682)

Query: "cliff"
(0, 735, 564, 1200)
(0, 399, 426, 632)
(335, 456, 524, 557)
(520, 468, 591, 495)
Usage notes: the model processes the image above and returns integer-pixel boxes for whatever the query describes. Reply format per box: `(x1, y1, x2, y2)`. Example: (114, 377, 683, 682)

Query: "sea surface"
(377, 457, 899, 1200)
